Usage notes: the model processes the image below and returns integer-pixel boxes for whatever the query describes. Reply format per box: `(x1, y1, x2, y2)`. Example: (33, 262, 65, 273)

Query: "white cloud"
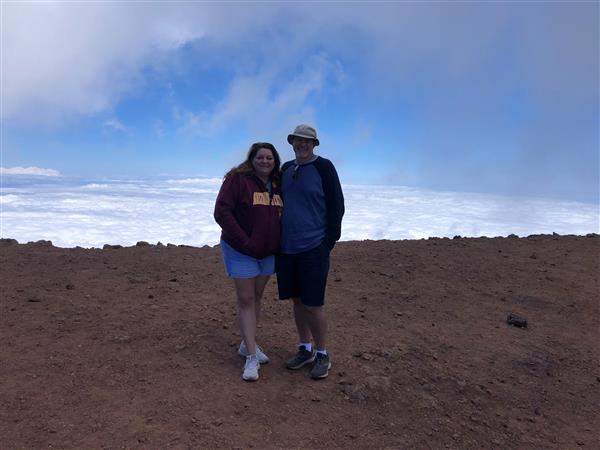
(1, 166, 61, 177)
(178, 53, 338, 139)
(1, 177, 597, 248)
(103, 117, 129, 133)
(1, 3, 204, 125)
(3, 2, 596, 129)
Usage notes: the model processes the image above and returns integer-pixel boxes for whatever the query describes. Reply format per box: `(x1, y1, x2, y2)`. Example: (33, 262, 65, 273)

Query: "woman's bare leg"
(233, 278, 257, 355)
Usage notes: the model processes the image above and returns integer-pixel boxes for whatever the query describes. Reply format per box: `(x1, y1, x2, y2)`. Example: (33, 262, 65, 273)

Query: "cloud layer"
(1, 166, 60, 176)
(1, 176, 597, 248)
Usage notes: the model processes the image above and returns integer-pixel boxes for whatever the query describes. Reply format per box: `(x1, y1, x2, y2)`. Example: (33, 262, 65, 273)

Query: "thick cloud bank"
(1, 177, 597, 248)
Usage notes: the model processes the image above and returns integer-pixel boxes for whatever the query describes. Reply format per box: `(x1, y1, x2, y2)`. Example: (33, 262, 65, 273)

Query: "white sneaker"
(238, 341, 269, 364)
(242, 355, 260, 381)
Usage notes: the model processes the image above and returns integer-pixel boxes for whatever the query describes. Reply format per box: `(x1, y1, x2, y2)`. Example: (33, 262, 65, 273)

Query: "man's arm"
(315, 158, 345, 249)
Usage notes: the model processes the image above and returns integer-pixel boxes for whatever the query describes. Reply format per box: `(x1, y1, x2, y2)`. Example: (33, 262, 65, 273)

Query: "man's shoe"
(310, 352, 331, 379)
(238, 341, 269, 364)
(242, 355, 260, 381)
(286, 346, 316, 370)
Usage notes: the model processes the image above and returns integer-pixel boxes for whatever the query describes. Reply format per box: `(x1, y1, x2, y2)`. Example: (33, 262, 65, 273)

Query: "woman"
(214, 142, 283, 381)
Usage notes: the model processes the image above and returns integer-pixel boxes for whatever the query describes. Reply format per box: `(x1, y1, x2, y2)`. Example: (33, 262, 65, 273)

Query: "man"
(276, 124, 345, 380)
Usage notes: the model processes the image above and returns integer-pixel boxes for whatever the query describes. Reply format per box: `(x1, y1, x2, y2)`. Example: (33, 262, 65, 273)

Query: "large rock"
(0, 238, 19, 246)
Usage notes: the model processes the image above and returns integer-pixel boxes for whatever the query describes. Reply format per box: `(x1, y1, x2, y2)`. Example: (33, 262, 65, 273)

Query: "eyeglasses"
(293, 137, 314, 145)
(292, 164, 300, 180)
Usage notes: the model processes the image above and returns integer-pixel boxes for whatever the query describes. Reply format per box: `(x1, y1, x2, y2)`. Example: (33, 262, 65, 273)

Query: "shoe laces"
(315, 353, 327, 362)
(245, 355, 259, 369)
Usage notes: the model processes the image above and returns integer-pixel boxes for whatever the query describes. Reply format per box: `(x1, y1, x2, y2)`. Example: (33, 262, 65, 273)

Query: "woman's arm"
(213, 174, 250, 249)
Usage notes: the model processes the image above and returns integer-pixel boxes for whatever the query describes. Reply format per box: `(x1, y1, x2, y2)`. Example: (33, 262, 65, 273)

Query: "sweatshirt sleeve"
(317, 158, 345, 249)
(213, 174, 250, 248)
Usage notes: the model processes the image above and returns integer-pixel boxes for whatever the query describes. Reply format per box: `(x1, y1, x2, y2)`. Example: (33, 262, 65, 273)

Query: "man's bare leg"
(305, 305, 327, 351)
(292, 297, 312, 343)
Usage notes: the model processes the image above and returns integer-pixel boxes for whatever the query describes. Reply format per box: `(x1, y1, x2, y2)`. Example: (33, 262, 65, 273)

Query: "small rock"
(103, 244, 122, 250)
(27, 296, 41, 303)
(339, 384, 367, 401)
(30, 240, 53, 246)
(507, 313, 528, 328)
(65, 284, 75, 290)
(136, 241, 150, 246)
(365, 375, 391, 391)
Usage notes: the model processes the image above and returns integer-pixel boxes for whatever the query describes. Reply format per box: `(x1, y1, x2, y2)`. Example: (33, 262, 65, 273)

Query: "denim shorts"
(220, 239, 275, 279)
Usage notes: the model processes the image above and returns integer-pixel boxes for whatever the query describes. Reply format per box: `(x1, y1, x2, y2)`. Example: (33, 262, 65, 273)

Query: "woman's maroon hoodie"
(214, 172, 282, 259)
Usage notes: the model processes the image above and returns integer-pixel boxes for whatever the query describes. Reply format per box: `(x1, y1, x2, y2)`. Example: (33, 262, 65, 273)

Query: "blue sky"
(2, 1, 598, 202)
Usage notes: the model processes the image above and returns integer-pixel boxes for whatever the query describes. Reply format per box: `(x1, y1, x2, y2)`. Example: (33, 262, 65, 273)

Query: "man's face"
(292, 137, 316, 163)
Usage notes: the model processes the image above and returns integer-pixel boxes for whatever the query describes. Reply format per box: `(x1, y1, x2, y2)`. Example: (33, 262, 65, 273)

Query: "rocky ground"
(1, 235, 598, 449)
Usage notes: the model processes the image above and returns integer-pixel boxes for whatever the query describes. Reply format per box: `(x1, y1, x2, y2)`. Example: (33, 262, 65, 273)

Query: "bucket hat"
(287, 124, 319, 146)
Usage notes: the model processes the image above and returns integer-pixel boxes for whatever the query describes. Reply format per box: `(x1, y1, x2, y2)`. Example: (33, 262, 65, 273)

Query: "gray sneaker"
(286, 346, 316, 370)
(310, 352, 331, 379)
(238, 341, 269, 364)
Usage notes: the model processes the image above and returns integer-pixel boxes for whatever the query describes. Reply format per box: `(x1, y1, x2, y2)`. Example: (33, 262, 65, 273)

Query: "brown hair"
(224, 142, 281, 186)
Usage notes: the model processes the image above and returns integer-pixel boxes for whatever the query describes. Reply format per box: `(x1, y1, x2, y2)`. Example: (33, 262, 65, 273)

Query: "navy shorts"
(275, 242, 330, 307)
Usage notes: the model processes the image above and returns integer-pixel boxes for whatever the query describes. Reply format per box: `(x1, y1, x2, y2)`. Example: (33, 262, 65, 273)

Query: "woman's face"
(252, 148, 275, 179)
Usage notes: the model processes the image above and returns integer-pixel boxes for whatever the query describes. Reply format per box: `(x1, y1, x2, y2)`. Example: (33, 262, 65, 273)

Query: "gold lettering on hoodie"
(253, 192, 270, 206)
(253, 192, 283, 207)
(271, 194, 283, 207)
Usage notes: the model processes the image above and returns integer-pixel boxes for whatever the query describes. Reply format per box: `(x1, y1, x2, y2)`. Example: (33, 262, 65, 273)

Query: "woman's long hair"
(224, 142, 281, 186)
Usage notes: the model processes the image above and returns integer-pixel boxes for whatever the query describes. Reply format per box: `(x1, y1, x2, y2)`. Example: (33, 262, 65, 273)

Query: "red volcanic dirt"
(1, 235, 599, 449)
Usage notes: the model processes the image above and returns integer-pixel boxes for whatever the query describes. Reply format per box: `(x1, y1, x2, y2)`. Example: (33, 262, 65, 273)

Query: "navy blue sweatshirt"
(280, 156, 344, 254)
